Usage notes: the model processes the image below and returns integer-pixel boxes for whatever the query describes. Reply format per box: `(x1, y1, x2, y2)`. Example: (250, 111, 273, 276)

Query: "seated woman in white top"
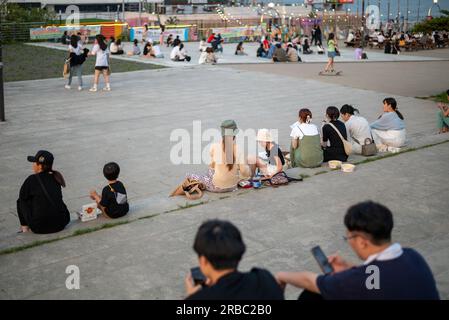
(340, 104, 373, 154)
(370, 98, 406, 152)
(170, 44, 191, 62)
(127, 39, 141, 56)
(186, 120, 250, 192)
(248, 129, 285, 179)
(290, 108, 323, 168)
(199, 47, 217, 65)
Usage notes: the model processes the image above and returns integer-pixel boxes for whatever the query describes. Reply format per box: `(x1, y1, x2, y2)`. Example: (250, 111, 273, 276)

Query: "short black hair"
(344, 201, 393, 245)
(326, 106, 340, 121)
(193, 220, 246, 270)
(446, 89, 449, 96)
(103, 162, 120, 181)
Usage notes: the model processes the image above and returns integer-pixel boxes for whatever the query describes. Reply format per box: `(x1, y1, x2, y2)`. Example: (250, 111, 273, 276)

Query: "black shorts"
(95, 66, 109, 71)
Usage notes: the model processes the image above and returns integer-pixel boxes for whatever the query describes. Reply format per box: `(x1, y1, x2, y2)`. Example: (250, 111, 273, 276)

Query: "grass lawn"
(3, 44, 165, 82)
(417, 92, 449, 103)
(45, 19, 113, 25)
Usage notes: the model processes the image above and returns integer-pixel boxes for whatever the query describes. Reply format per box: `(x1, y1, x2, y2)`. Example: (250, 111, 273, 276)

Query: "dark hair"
(328, 33, 335, 41)
(40, 163, 66, 188)
(222, 136, 236, 171)
(103, 162, 120, 181)
(70, 34, 78, 48)
(299, 108, 312, 123)
(340, 104, 359, 115)
(275, 43, 281, 48)
(179, 43, 184, 50)
(383, 97, 404, 120)
(116, 39, 121, 45)
(95, 34, 107, 51)
(133, 39, 138, 45)
(110, 36, 115, 42)
(193, 220, 246, 270)
(326, 106, 340, 121)
(344, 201, 393, 245)
(446, 89, 449, 96)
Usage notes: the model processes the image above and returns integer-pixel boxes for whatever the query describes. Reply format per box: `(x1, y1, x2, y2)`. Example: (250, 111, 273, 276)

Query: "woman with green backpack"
(290, 109, 323, 168)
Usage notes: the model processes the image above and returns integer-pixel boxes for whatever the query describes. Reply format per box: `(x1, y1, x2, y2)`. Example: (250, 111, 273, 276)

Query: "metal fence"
(0, 22, 45, 43)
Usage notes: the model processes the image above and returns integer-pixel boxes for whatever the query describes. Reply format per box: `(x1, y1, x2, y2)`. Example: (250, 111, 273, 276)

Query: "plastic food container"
(328, 160, 342, 169)
(341, 163, 356, 173)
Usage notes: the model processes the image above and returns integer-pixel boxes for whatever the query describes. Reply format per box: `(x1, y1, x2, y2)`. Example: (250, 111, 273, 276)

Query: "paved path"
(231, 59, 449, 98)
(1, 65, 446, 246)
(29, 41, 447, 68)
(0, 142, 448, 299)
(1, 62, 448, 299)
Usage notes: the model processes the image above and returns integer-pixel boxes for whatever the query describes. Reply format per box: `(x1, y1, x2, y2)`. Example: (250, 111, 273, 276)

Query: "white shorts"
(267, 165, 279, 176)
(371, 129, 406, 148)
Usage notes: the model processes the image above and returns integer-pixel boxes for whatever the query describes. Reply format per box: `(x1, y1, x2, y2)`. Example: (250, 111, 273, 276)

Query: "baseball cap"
(27, 150, 54, 166)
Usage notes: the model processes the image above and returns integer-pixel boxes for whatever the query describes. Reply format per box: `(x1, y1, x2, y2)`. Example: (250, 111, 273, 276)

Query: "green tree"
(3, 3, 55, 23)
(412, 16, 449, 33)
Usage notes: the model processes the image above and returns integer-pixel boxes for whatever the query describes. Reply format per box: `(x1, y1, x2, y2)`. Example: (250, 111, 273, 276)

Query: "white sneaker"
(387, 146, 401, 153)
(64, 85, 71, 90)
(103, 86, 111, 91)
(89, 87, 97, 92)
(78, 86, 82, 91)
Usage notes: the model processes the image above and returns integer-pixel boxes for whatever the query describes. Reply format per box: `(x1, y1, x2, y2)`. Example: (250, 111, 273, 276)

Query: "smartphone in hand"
(311, 246, 334, 275)
(191, 267, 207, 286)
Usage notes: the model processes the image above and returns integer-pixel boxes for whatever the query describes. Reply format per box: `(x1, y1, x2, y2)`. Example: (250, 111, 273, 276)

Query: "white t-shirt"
(152, 45, 162, 56)
(290, 122, 319, 140)
(345, 115, 372, 144)
(170, 46, 180, 60)
(377, 34, 385, 43)
(69, 44, 82, 55)
(110, 42, 118, 53)
(347, 33, 354, 42)
(91, 44, 109, 67)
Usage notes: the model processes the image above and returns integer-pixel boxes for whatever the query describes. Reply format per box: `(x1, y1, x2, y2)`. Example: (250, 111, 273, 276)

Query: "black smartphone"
(190, 267, 206, 286)
(311, 246, 334, 275)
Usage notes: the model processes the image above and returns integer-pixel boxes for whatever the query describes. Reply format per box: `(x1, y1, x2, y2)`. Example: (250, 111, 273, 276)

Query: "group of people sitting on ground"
(257, 35, 302, 62)
(185, 120, 286, 193)
(105, 36, 165, 59)
(61, 31, 88, 46)
(184, 97, 407, 194)
(290, 97, 406, 167)
(17, 151, 129, 234)
(346, 29, 449, 53)
(185, 201, 440, 300)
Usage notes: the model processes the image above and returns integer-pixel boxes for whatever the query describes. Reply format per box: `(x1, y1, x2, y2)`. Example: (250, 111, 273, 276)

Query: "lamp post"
(0, 7, 4, 122)
(361, 0, 366, 47)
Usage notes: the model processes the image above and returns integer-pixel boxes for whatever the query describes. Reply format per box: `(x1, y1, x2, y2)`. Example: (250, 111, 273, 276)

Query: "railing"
(0, 22, 45, 43)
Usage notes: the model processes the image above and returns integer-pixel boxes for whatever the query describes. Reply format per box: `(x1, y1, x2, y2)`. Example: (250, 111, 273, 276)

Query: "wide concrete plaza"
(0, 47, 448, 299)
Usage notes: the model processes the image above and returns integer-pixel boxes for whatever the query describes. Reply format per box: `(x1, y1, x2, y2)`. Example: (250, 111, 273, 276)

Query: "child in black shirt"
(90, 162, 129, 219)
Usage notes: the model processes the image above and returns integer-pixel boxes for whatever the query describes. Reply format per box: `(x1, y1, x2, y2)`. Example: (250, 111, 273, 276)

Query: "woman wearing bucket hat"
(185, 120, 251, 193)
(16, 150, 70, 234)
(248, 129, 285, 178)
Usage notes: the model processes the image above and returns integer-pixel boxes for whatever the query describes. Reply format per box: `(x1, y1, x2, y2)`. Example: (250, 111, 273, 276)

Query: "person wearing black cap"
(17, 150, 70, 234)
